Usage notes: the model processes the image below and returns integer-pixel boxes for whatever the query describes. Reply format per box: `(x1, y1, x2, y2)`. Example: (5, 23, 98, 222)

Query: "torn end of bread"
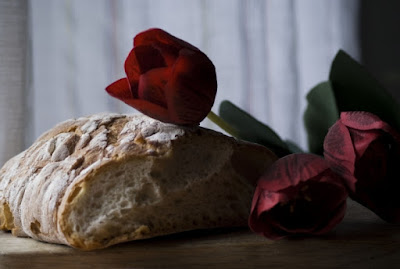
(0, 113, 277, 250)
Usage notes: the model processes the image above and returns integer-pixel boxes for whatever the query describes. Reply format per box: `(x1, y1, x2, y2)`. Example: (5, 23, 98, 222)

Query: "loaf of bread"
(0, 113, 276, 250)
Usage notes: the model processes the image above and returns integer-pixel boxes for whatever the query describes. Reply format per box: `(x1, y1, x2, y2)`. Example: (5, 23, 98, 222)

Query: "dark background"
(361, 0, 400, 102)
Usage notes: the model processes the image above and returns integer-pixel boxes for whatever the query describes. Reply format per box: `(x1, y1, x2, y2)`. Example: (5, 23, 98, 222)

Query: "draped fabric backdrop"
(0, 0, 360, 166)
(0, 0, 29, 166)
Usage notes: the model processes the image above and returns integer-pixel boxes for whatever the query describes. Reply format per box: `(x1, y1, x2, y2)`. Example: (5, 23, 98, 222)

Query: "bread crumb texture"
(0, 113, 276, 250)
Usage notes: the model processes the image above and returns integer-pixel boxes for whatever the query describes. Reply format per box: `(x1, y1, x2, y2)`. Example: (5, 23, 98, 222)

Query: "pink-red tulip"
(249, 153, 348, 239)
(324, 111, 400, 223)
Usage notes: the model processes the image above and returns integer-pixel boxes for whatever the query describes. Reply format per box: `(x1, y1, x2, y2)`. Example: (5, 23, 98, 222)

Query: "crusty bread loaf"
(0, 113, 276, 250)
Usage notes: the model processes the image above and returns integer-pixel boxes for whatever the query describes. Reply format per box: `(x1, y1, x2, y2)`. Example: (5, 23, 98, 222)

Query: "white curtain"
(0, 0, 29, 166)
(0, 0, 360, 166)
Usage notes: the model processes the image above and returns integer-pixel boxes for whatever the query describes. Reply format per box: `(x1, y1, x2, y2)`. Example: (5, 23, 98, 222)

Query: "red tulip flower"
(249, 154, 348, 239)
(324, 111, 400, 223)
(106, 28, 217, 125)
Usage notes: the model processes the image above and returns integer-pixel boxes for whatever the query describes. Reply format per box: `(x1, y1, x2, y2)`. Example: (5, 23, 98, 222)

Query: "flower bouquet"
(106, 28, 400, 240)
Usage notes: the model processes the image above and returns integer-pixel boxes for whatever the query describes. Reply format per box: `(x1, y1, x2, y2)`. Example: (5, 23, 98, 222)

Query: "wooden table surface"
(0, 200, 399, 269)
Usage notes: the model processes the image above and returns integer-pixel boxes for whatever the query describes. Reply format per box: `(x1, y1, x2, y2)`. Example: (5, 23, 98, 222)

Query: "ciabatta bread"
(0, 113, 276, 250)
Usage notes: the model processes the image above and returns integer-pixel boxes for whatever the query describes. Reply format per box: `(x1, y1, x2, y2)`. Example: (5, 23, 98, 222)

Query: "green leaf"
(330, 50, 400, 131)
(284, 140, 304, 153)
(219, 100, 291, 157)
(304, 81, 339, 155)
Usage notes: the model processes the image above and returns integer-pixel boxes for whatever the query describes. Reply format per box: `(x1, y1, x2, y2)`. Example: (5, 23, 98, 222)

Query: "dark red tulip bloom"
(324, 111, 400, 223)
(106, 28, 217, 125)
(249, 154, 348, 239)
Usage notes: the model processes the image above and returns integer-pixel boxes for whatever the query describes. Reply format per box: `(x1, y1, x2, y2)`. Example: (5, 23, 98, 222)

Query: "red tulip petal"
(249, 211, 288, 240)
(138, 68, 169, 109)
(156, 44, 180, 67)
(265, 182, 346, 234)
(249, 154, 348, 239)
(324, 112, 400, 224)
(251, 196, 345, 240)
(340, 111, 400, 156)
(133, 45, 166, 73)
(323, 121, 357, 191)
(256, 154, 330, 191)
(249, 188, 287, 239)
(353, 139, 389, 204)
(341, 111, 388, 131)
(134, 28, 199, 52)
(122, 98, 171, 123)
(124, 46, 167, 98)
(105, 78, 133, 101)
(175, 49, 217, 101)
(254, 189, 286, 217)
(340, 111, 385, 156)
(124, 50, 140, 95)
(134, 28, 201, 69)
(310, 200, 347, 235)
(164, 49, 217, 124)
(106, 80, 171, 123)
(351, 129, 381, 157)
(352, 137, 400, 223)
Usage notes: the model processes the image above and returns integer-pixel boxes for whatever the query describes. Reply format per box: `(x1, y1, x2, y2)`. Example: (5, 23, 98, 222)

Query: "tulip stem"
(207, 111, 238, 137)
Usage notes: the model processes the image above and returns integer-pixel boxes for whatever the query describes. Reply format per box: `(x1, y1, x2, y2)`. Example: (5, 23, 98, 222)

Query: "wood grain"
(0, 200, 399, 268)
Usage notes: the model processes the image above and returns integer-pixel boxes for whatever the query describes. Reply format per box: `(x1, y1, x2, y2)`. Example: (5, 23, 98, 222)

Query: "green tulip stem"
(207, 111, 238, 137)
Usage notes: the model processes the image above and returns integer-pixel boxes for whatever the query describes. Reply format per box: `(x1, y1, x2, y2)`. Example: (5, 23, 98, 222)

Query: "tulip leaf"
(304, 81, 339, 155)
(219, 100, 291, 157)
(330, 50, 400, 131)
(284, 139, 304, 153)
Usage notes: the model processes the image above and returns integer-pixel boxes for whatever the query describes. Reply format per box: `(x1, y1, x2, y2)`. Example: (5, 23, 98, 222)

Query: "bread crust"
(0, 113, 276, 250)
